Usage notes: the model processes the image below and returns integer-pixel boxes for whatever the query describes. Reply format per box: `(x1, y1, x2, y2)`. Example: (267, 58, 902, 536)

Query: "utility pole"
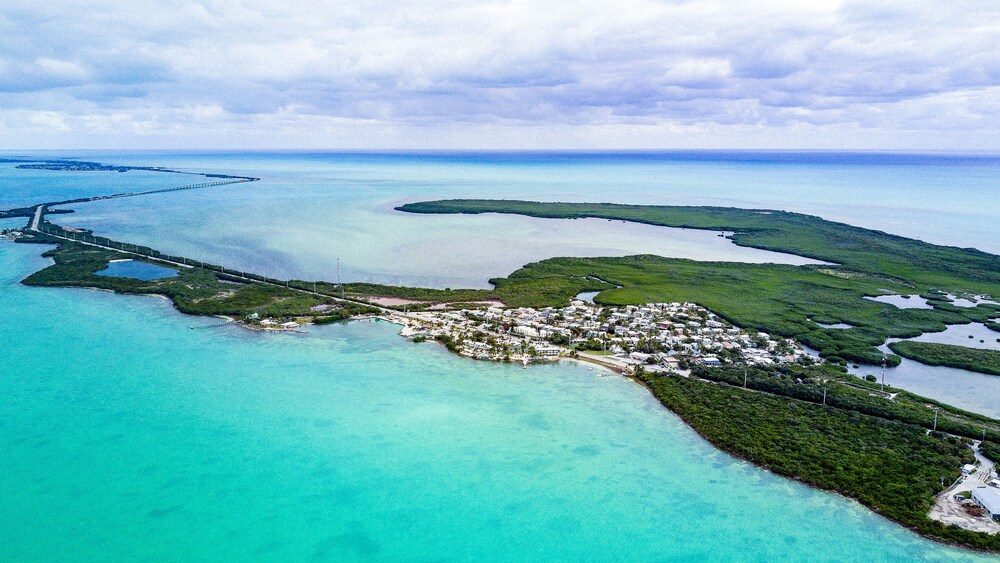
(743, 369, 748, 388)
(933, 408, 938, 431)
(823, 387, 827, 406)
(881, 352, 887, 395)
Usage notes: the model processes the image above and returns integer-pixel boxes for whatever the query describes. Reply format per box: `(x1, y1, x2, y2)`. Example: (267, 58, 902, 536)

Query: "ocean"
(2, 151, 998, 560)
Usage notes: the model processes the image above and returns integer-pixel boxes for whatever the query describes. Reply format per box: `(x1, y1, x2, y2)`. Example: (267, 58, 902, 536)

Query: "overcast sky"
(1, 1, 998, 150)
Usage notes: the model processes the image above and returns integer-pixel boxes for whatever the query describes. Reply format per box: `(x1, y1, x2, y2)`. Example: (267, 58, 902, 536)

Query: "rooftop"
(972, 486, 1000, 515)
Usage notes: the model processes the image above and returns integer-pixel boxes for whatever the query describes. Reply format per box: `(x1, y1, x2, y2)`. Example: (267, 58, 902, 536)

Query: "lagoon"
(30, 150, 1000, 288)
(865, 294, 934, 309)
(95, 260, 179, 281)
(898, 323, 1000, 352)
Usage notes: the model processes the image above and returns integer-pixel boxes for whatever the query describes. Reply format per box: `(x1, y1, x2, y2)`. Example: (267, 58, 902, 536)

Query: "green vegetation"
(338, 282, 494, 303)
(981, 441, 1000, 463)
(889, 341, 1000, 376)
(19, 241, 377, 320)
(687, 363, 1000, 442)
(637, 371, 1000, 552)
(986, 321, 1000, 333)
(335, 275, 613, 309)
(0, 206, 70, 220)
(398, 200, 1000, 364)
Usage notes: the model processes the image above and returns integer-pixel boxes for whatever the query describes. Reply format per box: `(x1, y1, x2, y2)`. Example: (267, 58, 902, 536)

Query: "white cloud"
(0, 0, 997, 148)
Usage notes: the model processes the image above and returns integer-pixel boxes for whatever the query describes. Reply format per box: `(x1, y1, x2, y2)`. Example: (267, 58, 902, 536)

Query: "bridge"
(47, 176, 257, 207)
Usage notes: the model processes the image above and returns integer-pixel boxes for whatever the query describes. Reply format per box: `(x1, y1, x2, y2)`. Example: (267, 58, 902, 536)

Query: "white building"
(971, 486, 1000, 520)
(534, 346, 562, 358)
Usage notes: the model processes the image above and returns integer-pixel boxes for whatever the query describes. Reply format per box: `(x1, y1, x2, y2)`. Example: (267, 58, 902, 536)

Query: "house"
(660, 357, 680, 369)
(971, 487, 1000, 520)
(700, 356, 722, 366)
(629, 352, 652, 363)
(514, 326, 539, 338)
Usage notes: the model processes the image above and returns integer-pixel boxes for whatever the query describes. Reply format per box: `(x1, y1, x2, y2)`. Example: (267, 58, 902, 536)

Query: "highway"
(29, 205, 44, 231)
(27, 215, 408, 318)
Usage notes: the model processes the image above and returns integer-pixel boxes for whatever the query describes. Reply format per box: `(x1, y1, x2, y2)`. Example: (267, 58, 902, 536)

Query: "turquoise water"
(4, 152, 1000, 559)
(0, 242, 988, 561)
(18, 149, 998, 415)
(95, 260, 179, 280)
(0, 159, 186, 209)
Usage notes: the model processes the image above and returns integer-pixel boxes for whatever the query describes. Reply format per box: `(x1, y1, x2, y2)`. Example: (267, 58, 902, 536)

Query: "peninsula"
(4, 165, 1000, 552)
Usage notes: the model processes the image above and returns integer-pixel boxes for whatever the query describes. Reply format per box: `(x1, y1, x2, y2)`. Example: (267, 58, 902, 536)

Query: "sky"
(1, 0, 998, 150)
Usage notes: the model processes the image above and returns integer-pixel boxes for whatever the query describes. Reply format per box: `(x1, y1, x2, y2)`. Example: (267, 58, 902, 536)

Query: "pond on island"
(95, 260, 178, 281)
(810, 320, 855, 329)
(863, 294, 933, 309)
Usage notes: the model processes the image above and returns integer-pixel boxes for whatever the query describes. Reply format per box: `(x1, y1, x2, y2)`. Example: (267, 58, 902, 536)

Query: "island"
(889, 341, 1000, 376)
(4, 165, 1000, 552)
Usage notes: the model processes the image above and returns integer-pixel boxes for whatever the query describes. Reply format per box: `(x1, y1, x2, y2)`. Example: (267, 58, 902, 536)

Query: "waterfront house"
(534, 345, 562, 358)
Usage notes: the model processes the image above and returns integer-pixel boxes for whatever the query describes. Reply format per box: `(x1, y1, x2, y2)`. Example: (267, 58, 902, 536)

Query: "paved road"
(29, 205, 43, 231)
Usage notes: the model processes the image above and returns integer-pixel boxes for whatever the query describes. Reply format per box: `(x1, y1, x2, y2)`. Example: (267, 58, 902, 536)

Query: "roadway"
(29, 205, 44, 231)
(27, 215, 408, 319)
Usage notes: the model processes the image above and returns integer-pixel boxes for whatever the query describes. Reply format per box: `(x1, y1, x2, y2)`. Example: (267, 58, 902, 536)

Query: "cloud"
(0, 0, 997, 148)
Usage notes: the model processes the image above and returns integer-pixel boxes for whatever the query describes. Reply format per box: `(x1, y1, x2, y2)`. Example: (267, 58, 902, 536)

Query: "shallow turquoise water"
(0, 242, 991, 561)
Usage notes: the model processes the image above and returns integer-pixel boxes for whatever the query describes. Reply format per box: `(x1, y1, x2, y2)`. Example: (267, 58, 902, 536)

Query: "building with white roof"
(971, 486, 1000, 520)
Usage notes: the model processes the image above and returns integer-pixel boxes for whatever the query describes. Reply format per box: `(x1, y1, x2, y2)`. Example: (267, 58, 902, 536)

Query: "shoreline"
(647, 377, 1000, 553)
(375, 310, 1000, 551)
(5, 192, 1000, 552)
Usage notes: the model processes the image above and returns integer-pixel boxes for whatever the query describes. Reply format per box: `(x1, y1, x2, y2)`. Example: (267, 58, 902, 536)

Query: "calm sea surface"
(2, 151, 999, 560)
